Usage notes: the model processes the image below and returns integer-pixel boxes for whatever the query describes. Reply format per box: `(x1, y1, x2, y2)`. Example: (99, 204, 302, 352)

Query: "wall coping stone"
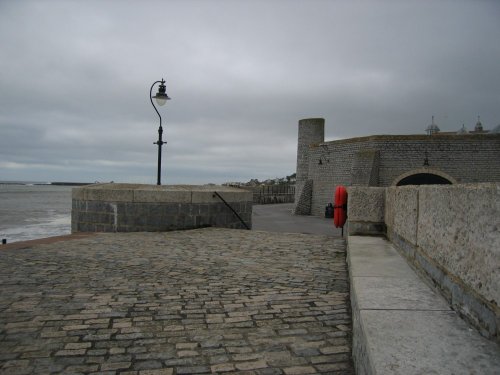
(318, 132, 500, 146)
(72, 183, 252, 203)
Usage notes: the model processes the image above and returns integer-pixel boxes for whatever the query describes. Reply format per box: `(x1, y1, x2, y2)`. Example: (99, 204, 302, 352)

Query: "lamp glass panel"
(155, 97, 167, 106)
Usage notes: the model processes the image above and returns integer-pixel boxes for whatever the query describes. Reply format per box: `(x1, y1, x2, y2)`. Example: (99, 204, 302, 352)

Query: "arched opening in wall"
(392, 168, 457, 186)
(396, 173, 452, 186)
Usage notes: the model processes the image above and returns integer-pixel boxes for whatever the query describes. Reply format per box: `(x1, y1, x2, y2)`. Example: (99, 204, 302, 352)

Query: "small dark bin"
(325, 203, 334, 218)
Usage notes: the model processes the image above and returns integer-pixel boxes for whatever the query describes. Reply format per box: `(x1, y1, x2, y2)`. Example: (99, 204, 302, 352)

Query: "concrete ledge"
(389, 232, 499, 339)
(348, 235, 500, 374)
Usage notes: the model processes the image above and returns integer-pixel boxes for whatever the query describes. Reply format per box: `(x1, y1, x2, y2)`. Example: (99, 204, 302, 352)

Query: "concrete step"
(348, 235, 500, 375)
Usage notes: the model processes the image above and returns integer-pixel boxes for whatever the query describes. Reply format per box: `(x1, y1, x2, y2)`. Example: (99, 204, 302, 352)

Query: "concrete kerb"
(347, 235, 500, 374)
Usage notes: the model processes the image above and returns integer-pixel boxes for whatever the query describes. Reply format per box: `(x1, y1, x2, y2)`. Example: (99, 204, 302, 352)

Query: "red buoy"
(334, 185, 348, 228)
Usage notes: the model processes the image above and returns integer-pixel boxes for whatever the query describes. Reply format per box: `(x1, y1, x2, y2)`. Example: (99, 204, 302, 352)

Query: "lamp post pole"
(150, 78, 170, 185)
(155, 124, 164, 186)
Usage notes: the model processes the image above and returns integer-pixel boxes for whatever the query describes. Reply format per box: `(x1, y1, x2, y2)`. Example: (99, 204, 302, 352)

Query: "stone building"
(294, 118, 500, 216)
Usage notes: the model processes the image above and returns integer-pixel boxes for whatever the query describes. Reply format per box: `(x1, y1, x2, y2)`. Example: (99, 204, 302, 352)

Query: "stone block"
(116, 211, 134, 227)
(116, 225, 134, 232)
(132, 215, 147, 227)
(98, 213, 115, 225)
(85, 187, 134, 202)
(95, 224, 115, 232)
(71, 188, 86, 200)
(133, 189, 191, 203)
(76, 222, 95, 232)
(72, 199, 80, 210)
(416, 183, 500, 314)
(208, 203, 222, 215)
(198, 204, 209, 216)
(352, 275, 450, 311)
(145, 203, 166, 218)
(77, 211, 93, 224)
(385, 186, 418, 245)
(357, 309, 500, 374)
(193, 191, 250, 204)
(164, 203, 181, 216)
(347, 187, 385, 223)
(82, 200, 97, 212)
(191, 191, 218, 204)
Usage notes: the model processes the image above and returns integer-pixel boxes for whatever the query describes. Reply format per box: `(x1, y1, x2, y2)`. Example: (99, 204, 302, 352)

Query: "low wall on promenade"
(348, 183, 500, 341)
(72, 183, 252, 233)
(347, 186, 386, 235)
(252, 184, 295, 205)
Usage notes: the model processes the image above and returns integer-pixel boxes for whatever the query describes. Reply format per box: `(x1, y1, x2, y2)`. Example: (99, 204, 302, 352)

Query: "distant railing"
(251, 184, 295, 204)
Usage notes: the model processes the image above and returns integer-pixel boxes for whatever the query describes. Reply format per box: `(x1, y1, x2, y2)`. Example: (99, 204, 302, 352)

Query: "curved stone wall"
(72, 184, 252, 233)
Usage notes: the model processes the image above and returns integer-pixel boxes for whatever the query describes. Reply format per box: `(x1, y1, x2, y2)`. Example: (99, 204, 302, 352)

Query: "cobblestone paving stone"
(0, 228, 353, 374)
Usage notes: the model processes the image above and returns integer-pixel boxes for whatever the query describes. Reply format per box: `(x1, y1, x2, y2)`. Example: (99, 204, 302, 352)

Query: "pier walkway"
(0, 206, 352, 375)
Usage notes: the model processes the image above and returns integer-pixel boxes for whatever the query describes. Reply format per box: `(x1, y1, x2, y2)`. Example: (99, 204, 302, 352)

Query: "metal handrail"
(213, 191, 250, 230)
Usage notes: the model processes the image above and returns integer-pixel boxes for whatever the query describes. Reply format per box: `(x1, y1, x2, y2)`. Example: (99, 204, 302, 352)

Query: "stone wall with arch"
(293, 118, 500, 216)
(392, 167, 457, 186)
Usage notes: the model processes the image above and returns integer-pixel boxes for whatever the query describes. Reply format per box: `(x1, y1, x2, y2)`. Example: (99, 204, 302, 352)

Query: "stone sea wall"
(72, 184, 252, 233)
(348, 183, 500, 341)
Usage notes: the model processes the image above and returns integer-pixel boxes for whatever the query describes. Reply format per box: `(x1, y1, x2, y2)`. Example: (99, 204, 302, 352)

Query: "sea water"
(0, 183, 72, 243)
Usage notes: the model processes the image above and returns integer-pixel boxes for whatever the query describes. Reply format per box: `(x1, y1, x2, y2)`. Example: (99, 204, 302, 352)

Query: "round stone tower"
(294, 118, 325, 213)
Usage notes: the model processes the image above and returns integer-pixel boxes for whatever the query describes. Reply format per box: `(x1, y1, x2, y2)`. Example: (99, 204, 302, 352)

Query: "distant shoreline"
(0, 181, 92, 186)
(50, 182, 92, 186)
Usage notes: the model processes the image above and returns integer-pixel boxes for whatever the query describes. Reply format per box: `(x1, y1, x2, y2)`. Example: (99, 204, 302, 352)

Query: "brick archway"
(392, 168, 457, 186)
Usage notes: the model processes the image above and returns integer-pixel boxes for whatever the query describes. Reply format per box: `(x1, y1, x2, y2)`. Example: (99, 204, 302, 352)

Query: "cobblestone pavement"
(0, 228, 353, 374)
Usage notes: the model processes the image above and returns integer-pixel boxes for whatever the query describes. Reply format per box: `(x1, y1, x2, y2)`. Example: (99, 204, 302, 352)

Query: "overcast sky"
(1, 0, 499, 184)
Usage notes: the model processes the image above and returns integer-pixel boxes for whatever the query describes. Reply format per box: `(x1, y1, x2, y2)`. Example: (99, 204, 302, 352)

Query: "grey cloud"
(1, 0, 499, 183)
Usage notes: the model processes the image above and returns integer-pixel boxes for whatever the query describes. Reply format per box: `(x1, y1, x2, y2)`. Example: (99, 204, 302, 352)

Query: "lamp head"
(152, 79, 171, 106)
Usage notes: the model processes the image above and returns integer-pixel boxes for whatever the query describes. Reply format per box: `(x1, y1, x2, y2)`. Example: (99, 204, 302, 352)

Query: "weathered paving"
(0, 228, 353, 374)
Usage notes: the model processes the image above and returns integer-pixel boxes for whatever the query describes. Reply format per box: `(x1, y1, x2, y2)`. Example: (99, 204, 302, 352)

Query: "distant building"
(457, 124, 468, 134)
(425, 116, 440, 135)
(294, 118, 500, 216)
(470, 116, 487, 134)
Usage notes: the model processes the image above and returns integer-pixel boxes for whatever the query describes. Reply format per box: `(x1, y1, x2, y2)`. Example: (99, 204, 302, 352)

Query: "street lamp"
(150, 78, 171, 185)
